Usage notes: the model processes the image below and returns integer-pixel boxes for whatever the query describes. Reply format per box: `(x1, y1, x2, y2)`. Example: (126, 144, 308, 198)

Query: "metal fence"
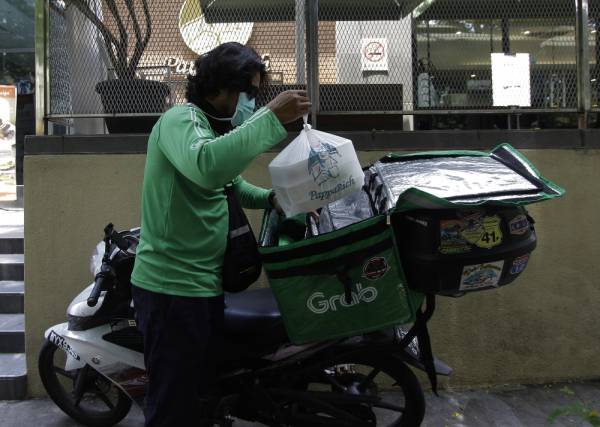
(590, 0, 600, 110)
(42, 0, 598, 130)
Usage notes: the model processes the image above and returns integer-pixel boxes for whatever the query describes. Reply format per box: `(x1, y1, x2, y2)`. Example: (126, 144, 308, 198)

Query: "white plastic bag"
(269, 117, 365, 217)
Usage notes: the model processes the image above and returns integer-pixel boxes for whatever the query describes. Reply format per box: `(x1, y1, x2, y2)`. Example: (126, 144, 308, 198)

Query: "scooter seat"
(224, 288, 288, 347)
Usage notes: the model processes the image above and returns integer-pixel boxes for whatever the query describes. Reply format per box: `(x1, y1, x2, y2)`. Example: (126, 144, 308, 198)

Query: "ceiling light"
(524, 30, 531, 35)
(471, 74, 477, 78)
(413, 0, 437, 19)
(456, 31, 462, 35)
(592, 78, 597, 82)
(592, 29, 598, 34)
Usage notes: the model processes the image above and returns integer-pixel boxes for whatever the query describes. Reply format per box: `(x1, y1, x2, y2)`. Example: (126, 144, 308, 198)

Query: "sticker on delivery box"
(461, 215, 503, 249)
(509, 214, 529, 235)
(459, 260, 504, 291)
(510, 254, 530, 275)
(439, 219, 471, 254)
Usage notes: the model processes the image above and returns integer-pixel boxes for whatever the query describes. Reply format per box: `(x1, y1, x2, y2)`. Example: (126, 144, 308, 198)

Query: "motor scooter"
(39, 223, 451, 427)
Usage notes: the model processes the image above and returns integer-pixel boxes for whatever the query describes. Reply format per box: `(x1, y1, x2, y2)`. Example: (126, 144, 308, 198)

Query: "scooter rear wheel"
(38, 339, 133, 427)
(282, 354, 425, 427)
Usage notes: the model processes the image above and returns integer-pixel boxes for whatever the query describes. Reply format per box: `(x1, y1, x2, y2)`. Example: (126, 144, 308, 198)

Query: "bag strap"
(224, 182, 253, 235)
(397, 293, 438, 395)
(261, 219, 388, 263)
(265, 237, 393, 280)
(335, 269, 353, 305)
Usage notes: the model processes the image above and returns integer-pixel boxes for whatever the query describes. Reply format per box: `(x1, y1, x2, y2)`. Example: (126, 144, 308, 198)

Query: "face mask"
(202, 92, 256, 127)
(231, 92, 255, 127)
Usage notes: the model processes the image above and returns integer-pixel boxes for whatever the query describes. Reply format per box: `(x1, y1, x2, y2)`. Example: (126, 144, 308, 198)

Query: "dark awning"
(200, 0, 592, 24)
(199, 0, 422, 23)
(416, 0, 577, 20)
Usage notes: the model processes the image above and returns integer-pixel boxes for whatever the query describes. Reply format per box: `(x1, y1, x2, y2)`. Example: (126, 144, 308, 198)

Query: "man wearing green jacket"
(131, 42, 310, 427)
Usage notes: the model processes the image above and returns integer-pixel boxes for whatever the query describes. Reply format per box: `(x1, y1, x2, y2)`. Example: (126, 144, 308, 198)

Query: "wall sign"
(361, 38, 388, 72)
(491, 53, 531, 107)
(0, 85, 16, 201)
(179, 0, 253, 55)
(165, 57, 196, 74)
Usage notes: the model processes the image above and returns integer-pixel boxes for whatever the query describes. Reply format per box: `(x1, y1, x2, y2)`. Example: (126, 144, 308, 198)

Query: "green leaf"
(548, 408, 572, 423)
(586, 412, 600, 427)
(560, 386, 576, 396)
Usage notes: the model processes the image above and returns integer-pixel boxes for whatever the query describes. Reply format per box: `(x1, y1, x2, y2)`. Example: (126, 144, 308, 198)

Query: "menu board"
(491, 53, 531, 107)
(0, 85, 17, 201)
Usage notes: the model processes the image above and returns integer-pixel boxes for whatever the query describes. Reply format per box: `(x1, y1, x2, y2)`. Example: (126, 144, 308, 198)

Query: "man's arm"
(232, 176, 272, 209)
(157, 106, 287, 190)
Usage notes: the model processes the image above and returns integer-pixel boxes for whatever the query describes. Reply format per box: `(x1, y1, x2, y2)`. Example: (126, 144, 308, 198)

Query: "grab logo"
(306, 283, 378, 314)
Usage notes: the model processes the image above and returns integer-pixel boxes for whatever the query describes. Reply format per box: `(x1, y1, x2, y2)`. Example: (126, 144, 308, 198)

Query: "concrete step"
(0, 227, 23, 254)
(0, 255, 24, 281)
(0, 186, 23, 209)
(0, 314, 24, 353)
(0, 281, 23, 314)
(0, 353, 26, 400)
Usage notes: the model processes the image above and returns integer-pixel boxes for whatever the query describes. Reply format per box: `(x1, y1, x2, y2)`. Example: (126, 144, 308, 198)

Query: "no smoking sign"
(364, 41, 385, 62)
(361, 38, 388, 71)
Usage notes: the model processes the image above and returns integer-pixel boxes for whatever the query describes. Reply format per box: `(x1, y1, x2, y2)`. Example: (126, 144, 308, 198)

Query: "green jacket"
(131, 103, 287, 297)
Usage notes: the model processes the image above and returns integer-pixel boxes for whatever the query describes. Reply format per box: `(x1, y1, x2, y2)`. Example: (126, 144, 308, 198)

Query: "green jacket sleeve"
(157, 105, 287, 190)
(232, 176, 272, 209)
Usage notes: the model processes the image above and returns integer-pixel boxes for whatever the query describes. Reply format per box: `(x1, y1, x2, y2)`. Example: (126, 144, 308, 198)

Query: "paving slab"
(0, 254, 24, 281)
(0, 353, 27, 400)
(0, 281, 24, 313)
(0, 313, 24, 352)
(0, 313, 24, 332)
(0, 226, 24, 239)
(0, 208, 24, 227)
(0, 254, 24, 264)
(0, 381, 599, 426)
(0, 353, 26, 377)
(0, 281, 23, 293)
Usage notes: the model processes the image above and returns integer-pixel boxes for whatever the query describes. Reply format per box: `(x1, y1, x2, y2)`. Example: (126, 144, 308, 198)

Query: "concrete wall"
(24, 147, 600, 397)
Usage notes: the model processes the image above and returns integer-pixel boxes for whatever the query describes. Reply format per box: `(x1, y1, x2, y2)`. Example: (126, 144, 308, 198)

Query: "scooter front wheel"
(38, 339, 133, 427)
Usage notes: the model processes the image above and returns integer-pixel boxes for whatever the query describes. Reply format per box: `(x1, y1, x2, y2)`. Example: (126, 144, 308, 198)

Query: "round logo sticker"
(363, 257, 390, 281)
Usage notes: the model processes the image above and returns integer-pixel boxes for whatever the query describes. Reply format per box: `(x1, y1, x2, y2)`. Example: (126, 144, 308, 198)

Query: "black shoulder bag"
(222, 184, 263, 293)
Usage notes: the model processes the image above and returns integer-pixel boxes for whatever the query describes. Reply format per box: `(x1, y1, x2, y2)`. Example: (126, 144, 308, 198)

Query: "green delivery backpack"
(259, 214, 424, 344)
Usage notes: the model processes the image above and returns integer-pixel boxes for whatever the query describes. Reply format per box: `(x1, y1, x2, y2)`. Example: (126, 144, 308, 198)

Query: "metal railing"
(37, 0, 599, 132)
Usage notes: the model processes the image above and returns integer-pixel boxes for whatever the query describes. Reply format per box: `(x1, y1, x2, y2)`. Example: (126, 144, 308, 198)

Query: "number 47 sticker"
(476, 215, 503, 249)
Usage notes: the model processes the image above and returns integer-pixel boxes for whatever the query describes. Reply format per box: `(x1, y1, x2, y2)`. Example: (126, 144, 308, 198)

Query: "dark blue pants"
(132, 286, 224, 427)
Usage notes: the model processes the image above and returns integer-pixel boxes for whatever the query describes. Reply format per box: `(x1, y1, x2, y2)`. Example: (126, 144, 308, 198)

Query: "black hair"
(186, 42, 266, 105)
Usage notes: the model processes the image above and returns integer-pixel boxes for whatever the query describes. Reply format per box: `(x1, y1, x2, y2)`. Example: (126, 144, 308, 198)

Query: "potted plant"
(69, 0, 170, 133)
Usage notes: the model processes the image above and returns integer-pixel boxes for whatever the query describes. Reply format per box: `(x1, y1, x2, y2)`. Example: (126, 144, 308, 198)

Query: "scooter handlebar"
(87, 275, 107, 307)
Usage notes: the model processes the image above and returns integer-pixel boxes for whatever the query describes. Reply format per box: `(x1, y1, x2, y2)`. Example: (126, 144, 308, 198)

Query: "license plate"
(48, 330, 80, 361)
